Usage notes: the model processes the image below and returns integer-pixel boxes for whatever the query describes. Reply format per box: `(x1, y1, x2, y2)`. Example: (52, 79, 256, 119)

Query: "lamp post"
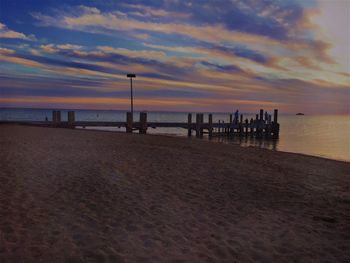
(126, 74, 136, 117)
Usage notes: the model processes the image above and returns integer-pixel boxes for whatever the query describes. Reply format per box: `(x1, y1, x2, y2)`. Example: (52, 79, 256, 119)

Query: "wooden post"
(200, 114, 204, 136)
(239, 114, 243, 136)
(208, 114, 213, 138)
(139, 112, 147, 134)
(254, 114, 258, 136)
(249, 118, 253, 135)
(126, 112, 133, 133)
(52, 111, 61, 127)
(196, 113, 200, 137)
(274, 123, 280, 138)
(257, 110, 263, 138)
(245, 118, 248, 136)
(266, 121, 272, 138)
(57, 111, 61, 124)
(273, 109, 279, 138)
(273, 109, 278, 123)
(218, 120, 221, 134)
(52, 111, 56, 125)
(68, 111, 75, 128)
(187, 113, 192, 137)
(229, 114, 233, 133)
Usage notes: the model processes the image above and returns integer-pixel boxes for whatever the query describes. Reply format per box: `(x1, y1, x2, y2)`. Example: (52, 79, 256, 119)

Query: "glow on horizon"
(0, 0, 349, 115)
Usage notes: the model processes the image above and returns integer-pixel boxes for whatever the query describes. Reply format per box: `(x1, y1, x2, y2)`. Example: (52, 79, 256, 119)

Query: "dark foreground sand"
(0, 125, 349, 262)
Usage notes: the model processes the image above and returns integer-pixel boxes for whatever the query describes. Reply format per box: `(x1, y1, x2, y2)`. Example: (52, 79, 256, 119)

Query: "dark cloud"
(29, 0, 308, 41)
(209, 44, 270, 64)
(123, 0, 306, 40)
(17, 53, 118, 73)
(49, 49, 198, 79)
(200, 61, 242, 73)
(0, 74, 213, 99)
(10, 50, 195, 82)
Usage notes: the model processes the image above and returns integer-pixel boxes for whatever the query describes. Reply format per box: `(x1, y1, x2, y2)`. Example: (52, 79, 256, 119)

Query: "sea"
(1, 108, 349, 162)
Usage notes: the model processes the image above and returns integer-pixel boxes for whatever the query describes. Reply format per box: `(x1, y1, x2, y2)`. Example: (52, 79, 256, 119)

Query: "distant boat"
(296, 113, 305, 115)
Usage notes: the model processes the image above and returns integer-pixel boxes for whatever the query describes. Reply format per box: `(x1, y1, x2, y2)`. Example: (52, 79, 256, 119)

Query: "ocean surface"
(1, 108, 349, 162)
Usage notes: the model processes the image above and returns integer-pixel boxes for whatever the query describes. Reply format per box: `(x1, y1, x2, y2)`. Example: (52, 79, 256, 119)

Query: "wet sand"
(1, 124, 349, 262)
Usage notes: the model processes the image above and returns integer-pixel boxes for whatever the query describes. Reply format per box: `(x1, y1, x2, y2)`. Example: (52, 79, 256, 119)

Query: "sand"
(0, 124, 349, 262)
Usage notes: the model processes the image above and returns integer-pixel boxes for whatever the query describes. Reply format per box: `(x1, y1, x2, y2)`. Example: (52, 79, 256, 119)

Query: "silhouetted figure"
(45, 116, 48, 121)
(234, 109, 239, 124)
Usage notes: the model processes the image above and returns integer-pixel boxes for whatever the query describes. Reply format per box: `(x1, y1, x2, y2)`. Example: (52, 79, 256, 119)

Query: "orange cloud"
(0, 96, 285, 111)
(97, 46, 166, 60)
(0, 54, 42, 68)
(0, 22, 36, 40)
(40, 44, 59, 53)
(0, 47, 15, 55)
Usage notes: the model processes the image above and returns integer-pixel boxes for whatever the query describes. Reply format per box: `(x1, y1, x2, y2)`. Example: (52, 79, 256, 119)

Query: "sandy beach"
(0, 124, 349, 262)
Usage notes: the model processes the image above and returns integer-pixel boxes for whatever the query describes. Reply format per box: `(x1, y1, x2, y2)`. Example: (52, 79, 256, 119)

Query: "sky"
(0, 0, 349, 114)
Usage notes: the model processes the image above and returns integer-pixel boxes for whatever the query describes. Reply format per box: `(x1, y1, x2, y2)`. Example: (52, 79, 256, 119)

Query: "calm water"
(1, 108, 349, 162)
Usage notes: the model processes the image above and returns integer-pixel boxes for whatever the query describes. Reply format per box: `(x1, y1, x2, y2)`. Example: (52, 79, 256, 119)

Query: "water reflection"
(209, 135, 278, 151)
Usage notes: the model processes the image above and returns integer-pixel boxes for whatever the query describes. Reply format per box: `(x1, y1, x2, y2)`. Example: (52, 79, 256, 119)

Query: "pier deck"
(1, 109, 280, 139)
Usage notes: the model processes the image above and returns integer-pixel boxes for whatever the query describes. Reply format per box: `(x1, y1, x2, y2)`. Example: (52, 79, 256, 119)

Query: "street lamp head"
(127, 74, 136, 78)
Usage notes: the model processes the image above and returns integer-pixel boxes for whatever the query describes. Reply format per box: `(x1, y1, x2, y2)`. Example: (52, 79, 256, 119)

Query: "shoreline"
(80, 125, 350, 164)
(1, 124, 350, 262)
(2, 122, 349, 163)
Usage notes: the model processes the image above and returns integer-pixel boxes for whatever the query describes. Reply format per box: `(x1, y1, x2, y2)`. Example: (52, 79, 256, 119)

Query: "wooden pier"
(1, 109, 280, 139)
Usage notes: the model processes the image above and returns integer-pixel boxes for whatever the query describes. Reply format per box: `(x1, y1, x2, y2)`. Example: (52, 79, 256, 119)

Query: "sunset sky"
(0, 0, 349, 114)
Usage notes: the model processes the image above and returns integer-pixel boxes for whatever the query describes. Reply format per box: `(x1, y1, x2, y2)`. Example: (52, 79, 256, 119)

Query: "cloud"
(35, 45, 196, 79)
(146, 0, 305, 40)
(30, 49, 40, 56)
(133, 33, 150, 40)
(40, 43, 83, 53)
(142, 42, 278, 73)
(0, 47, 15, 55)
(40, 44, 58, 53)
(0, 22, 36, 41)
(0, 95, 286, 112)
(31, 4, 336, 68)
(200, 61, 243, 73)
(57, 44, 82, 50)
(305, 0, 350, 70)
(209, 45, 271, 64)
(1, 1, 348, 114)
(124, 4, 191, 19)
(1, 44, 348, 114)
(97, 46, 166, 60)
(31, 6, 283, 46)
(78, 5, 101, 15)
(0, 53, 42, 68)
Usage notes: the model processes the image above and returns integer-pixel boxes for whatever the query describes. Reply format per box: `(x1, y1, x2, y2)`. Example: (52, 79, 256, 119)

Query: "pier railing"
(1, 109, 280, 139)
